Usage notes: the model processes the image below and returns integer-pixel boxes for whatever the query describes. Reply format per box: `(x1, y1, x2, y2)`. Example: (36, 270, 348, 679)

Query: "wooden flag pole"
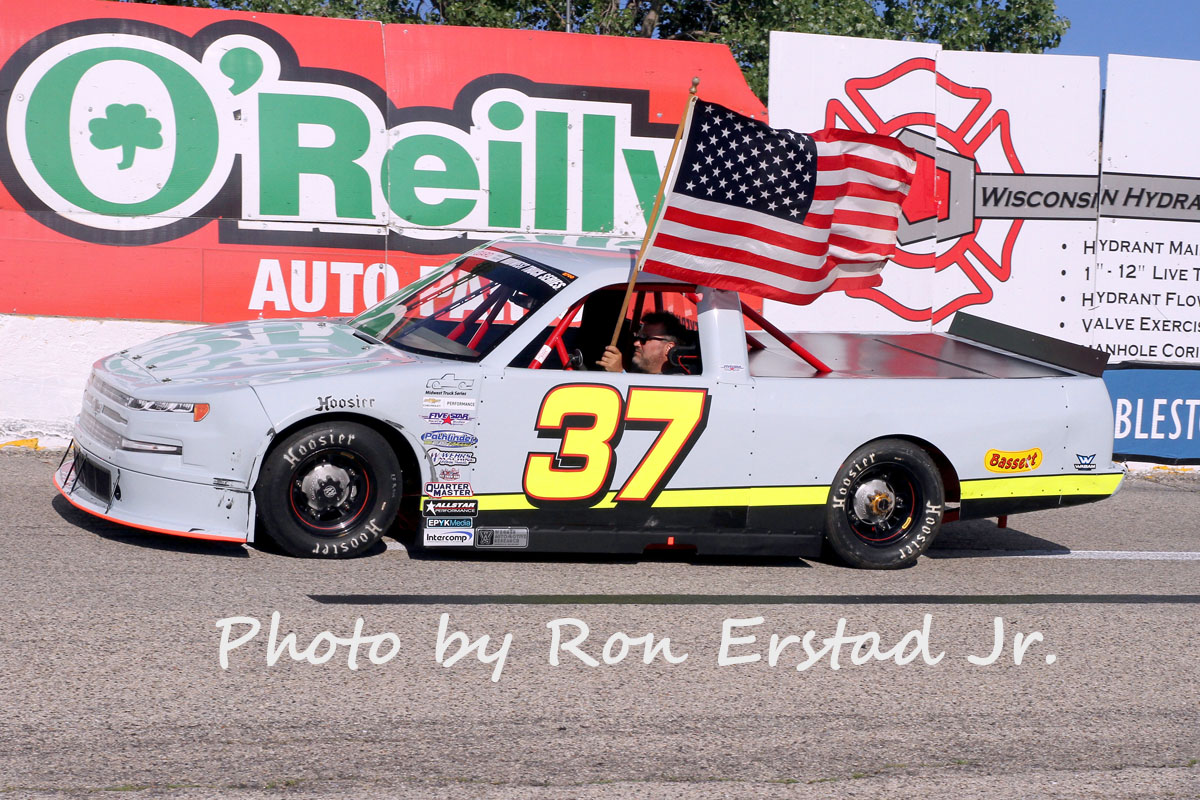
(608, 77, 700, 348)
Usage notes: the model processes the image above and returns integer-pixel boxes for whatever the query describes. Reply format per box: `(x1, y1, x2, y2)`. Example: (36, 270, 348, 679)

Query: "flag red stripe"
(662, 205, 829, 255)
(825, 208, 900, 232)
(661, 205, 898, 257)
(812, 127, 918, 160)
(654, 226, 894, 273)
(652, 233, 836, 279)
(816, 153, 914, 184)
(643, 259, 884, 305)
(828, 233, 895, 257)
(812, 181, 909, 205)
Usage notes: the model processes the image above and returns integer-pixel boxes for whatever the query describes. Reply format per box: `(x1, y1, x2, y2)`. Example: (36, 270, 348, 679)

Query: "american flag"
(641, 100, 917, 305)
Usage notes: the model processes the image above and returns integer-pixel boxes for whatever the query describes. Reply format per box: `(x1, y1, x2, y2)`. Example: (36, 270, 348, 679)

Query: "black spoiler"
(948, 313, 1109, 378)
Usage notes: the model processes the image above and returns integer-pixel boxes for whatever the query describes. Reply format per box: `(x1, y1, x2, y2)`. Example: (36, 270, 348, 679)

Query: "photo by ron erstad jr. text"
(215, 612, 1055, 683)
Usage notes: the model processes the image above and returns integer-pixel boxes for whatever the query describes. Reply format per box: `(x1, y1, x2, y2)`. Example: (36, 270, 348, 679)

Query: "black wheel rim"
(843, 462, 921, 546)
(287, 448, 372, 534)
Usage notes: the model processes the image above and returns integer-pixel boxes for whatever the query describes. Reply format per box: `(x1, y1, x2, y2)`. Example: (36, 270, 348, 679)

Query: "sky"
(1049, 0, 1199, 69)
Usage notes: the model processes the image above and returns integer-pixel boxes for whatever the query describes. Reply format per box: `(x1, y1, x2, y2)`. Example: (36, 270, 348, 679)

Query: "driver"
(597, 312, 690, 374)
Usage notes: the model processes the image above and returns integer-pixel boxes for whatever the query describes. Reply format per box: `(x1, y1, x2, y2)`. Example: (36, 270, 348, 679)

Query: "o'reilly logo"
(0, 19, 673, 247)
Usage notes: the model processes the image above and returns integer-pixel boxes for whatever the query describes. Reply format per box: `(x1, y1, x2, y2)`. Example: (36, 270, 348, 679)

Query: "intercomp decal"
(0, 19, 674, 249)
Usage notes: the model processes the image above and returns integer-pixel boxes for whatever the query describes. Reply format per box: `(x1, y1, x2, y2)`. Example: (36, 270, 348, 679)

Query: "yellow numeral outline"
(522, 384, 710, 506)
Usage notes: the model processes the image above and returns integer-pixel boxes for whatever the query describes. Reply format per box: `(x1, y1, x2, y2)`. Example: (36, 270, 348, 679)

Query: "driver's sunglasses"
(632, 333, 673, 345)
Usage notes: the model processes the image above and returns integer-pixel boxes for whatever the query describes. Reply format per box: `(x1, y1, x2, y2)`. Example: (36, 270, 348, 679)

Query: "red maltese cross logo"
(825, 57, 1026, 323)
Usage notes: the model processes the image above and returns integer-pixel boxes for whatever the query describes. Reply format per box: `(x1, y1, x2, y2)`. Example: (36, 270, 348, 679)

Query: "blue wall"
(1104, 364, 1200, 464)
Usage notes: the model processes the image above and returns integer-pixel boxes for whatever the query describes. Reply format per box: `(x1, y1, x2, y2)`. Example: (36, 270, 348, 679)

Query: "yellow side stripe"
(458, 473, 1123, 513)
(470, 485, 829, 512)
(959, 472, 1123, 500)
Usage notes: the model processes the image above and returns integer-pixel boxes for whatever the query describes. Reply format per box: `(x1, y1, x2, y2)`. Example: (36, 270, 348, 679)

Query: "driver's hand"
(597, 345, 624, 373)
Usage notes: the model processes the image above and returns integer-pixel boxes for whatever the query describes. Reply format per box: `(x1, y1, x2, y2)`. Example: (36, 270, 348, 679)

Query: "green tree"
(116, 0, 423, 23)
(659, 0, 1069, 100)
(116, 0, 1070, 101)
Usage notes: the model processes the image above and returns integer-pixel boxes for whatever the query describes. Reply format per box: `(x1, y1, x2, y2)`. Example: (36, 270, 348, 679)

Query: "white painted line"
(1015, 550, 1200, 561)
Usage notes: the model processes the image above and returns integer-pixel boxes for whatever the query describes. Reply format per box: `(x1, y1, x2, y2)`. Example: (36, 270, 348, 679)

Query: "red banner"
(0, 0, 762, 322)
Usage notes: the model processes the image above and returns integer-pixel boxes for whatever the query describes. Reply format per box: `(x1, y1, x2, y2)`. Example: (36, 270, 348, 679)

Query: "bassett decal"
(985, 448, 1043, 473)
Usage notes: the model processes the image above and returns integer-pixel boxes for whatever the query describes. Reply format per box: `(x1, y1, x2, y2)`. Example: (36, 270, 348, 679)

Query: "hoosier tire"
(255, 422, 401, 558)
(824, 439, 945, 569)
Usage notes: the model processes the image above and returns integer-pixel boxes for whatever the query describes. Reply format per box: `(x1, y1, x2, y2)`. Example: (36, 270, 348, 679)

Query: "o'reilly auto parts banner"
(0, 0, 762, 322)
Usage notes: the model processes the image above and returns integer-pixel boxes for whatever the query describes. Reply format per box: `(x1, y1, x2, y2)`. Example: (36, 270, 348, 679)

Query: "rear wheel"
(255, 422, 401, 558)
(824, 439, 944, 569)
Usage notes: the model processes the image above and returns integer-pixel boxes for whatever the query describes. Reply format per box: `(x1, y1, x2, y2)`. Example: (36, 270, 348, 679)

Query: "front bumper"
(55, 442, 253, 543)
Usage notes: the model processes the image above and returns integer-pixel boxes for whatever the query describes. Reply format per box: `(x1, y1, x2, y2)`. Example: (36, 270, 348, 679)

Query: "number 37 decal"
(523, 385, 710, 506)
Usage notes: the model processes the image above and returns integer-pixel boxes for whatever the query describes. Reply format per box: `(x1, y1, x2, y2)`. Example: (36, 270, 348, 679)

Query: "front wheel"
(255, 422, 401, 558)
(824, 439, 945, 569)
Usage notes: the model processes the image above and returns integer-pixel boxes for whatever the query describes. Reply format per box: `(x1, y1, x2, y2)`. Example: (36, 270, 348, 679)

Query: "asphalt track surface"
(3, 448, 1199, 799)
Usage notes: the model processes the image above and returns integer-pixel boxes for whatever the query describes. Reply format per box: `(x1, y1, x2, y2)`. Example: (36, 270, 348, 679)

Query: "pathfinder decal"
(421, 430, 478, 449)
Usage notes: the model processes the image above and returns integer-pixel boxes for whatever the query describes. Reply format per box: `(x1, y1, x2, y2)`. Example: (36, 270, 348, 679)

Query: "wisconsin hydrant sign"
(0, 0, 762, 322)
(767, 32, 1101, 343)
(768, 34, 1200, 461)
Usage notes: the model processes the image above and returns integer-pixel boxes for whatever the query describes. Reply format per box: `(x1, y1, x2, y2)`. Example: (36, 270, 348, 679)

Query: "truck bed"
(747, 332, 1069, 379)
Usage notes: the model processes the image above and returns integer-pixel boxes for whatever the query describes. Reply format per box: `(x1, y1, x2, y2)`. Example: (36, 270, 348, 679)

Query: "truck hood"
(114, 319, 415, 384)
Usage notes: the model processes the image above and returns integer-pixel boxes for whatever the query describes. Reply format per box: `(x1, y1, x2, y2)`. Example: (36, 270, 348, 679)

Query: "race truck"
(55, 237, 1123, 568)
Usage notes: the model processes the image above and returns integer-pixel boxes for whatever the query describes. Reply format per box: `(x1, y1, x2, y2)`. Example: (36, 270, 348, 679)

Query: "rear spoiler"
(948, 312, 1109, 377)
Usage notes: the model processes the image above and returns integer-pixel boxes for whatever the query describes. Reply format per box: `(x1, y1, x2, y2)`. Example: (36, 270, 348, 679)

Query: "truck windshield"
(349, 247, 576, 361)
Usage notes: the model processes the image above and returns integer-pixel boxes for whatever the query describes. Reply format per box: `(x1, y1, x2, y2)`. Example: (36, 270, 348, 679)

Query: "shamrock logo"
(88, 103, 163, 170)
